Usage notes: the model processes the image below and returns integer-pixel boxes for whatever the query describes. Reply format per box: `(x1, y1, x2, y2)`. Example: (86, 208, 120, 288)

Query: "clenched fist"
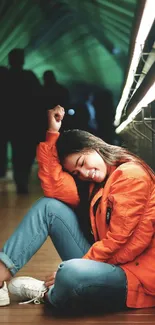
(48, 105, 65, 133)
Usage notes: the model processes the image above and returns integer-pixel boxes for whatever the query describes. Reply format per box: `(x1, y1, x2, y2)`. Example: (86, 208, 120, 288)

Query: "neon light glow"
(114, 0, 155, 126)
(116, 82, 155, 133)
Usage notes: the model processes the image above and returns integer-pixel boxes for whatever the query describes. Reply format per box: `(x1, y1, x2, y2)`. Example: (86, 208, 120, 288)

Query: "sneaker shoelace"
(19, 283, 47, 305)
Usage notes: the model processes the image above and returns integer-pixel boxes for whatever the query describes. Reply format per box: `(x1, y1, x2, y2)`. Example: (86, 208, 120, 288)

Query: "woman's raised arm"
(36, 106, 80, 207)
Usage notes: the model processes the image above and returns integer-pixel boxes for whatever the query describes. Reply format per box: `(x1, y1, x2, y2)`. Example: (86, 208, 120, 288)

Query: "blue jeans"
(0, 198, 127, 312)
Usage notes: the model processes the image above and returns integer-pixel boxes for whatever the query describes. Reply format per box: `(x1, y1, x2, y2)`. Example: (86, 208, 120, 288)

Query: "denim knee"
(47, 259, 127, 311)
(47, 259, 84, 307)
(57, 259, 83, 288)
(34, 197, 60, 210)
(40, 197, 70, 218)
(34, 197, 68, 221)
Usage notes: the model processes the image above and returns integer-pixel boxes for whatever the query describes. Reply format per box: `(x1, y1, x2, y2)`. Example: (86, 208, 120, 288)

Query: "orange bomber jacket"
(37, 131, 155, 309)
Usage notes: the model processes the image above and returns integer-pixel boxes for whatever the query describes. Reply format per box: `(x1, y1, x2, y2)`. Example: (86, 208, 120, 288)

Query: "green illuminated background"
(0, 0, 138, 102)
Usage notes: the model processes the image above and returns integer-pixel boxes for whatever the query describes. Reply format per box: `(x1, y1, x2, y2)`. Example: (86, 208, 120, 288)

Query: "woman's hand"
(48, 105, 65, 133)
(44, 272, 57, 288)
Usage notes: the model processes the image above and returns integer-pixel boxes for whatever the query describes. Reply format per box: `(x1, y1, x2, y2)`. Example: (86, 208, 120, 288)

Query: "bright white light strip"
(115, 82, 155, 133)
(114, 0, 155, 126)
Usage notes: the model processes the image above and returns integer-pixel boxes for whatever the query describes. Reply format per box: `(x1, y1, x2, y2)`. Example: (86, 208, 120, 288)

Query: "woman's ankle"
(44, 292, 50, 304)
(0, 281, 4, 288)
(0, 261, 12, 282)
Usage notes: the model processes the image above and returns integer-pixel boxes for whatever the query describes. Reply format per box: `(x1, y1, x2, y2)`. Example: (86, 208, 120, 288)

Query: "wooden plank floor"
(0, 167, 155, 324)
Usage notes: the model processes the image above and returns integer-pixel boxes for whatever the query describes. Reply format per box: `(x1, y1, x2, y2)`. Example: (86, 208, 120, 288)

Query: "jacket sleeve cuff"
(46, 131, 60, 145)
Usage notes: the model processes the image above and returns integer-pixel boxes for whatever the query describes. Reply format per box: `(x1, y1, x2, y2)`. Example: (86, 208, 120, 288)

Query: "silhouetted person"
(93, 89, 115, 144)
(42, 70, 70, 133)
(43, 70, 70, 110)
(8, 48, 42, 194)
(0, 66, 9, 179)
(73, 92, 99, 136)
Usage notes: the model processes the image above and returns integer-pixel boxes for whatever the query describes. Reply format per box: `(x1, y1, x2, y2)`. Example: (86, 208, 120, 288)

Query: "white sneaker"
(0, 282, 10, 306)
(8, 277, 48, 305)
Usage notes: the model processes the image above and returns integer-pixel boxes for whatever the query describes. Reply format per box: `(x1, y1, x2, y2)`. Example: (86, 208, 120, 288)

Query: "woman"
(0, 105, 155, 313)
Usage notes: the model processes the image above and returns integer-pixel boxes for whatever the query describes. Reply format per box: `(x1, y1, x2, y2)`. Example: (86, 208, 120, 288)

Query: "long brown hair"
(56, 129, 155, 181)
(57, 129, 154, 241)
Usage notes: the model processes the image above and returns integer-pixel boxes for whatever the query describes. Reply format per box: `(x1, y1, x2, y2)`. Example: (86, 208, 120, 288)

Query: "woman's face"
(63, 150, 107, 182)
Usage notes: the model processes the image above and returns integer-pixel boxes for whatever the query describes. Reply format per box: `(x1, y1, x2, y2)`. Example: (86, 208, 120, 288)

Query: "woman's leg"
(0, 196, 127, 312)
(0, 197, 91, 280)
(47, 259, 127, 313)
